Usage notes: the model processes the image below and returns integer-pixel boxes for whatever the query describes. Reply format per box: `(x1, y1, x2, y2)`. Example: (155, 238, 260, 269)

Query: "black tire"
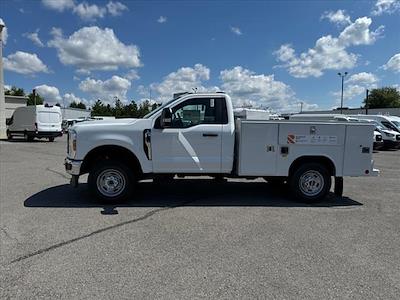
(289, 163, 331, 203)
(88, 160, 135, 203)
(48, 137, 55, 142)
(25, 133, 34, 142)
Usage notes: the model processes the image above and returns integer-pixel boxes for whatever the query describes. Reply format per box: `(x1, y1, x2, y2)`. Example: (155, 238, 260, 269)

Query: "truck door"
(152, 97, 224, 173)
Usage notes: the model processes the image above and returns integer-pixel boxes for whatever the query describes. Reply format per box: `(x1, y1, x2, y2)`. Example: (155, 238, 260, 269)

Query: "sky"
(1, 0, 400, 113)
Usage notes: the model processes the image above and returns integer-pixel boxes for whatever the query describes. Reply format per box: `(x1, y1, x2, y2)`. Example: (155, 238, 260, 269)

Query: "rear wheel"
(289, 163, 331, 203)
(88, 160, 134, 203)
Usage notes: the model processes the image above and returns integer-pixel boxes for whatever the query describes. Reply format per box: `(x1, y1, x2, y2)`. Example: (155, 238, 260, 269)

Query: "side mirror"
(160, 107, 172, 128)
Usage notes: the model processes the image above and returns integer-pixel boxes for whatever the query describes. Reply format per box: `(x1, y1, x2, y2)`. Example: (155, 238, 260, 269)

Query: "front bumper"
(65, 158, 82, 176)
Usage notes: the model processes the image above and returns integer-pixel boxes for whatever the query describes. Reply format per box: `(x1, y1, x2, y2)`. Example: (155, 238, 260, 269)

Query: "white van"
(360, 119, 400, 149)
(7, 105, 63, 142)
(350, 115, 400, 133)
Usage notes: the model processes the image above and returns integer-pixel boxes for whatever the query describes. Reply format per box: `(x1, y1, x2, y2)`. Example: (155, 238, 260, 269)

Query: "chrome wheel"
(299, 170, 324, 197)
(96, 169, 126, 197)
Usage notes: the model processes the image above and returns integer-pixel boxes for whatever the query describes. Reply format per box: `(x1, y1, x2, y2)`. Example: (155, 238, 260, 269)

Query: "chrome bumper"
(64, 158, 82, 176)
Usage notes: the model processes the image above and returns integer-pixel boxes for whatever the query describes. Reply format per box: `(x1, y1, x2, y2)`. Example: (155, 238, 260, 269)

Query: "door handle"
(203, 133, 218, 137)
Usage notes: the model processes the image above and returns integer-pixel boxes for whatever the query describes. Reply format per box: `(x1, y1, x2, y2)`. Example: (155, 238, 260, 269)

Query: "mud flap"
(70, 175, 79, 188)
(334, 177, 343, 197)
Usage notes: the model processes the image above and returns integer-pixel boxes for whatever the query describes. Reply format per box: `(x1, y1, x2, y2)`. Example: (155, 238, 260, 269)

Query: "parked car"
(7, 105, 63, 142)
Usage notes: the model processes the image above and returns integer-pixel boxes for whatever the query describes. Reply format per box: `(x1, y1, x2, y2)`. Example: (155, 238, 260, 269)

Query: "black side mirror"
(160, 107, 172, 128)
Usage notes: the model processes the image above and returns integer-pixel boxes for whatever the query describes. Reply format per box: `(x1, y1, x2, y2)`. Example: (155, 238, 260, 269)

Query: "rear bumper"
(371, 168, 380, 176)
(383, 140, 400, 148)
(35, 131, 63, 138)
(64, 158, 82, 176)
(373, 141, 384, 149)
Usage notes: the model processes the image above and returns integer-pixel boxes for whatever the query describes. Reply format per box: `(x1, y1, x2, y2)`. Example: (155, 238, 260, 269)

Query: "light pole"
(338, 72, 348, 114)
(0, 19, 6, 139)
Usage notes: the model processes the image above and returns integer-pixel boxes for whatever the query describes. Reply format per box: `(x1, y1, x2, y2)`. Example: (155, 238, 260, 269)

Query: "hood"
(70, 117, 152, 133)
(74, 118, 138, 127)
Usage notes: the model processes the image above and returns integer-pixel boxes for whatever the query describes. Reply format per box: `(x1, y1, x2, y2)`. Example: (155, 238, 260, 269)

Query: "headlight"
(385, 133, 395, 137)
(68, 130, 77, 158)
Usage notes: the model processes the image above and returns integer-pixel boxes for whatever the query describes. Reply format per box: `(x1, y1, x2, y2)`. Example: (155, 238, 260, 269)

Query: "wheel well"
(81, 145, 142, 176)
(289, 156, 336, 176)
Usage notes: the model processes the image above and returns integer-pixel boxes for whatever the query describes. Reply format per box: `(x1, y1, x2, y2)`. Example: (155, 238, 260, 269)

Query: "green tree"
(27, 92, 44, 106)
(70, 101, 87, 109)
(5, 86, 25, 96)
(114, 98, 123, 118)
(364, 87, 400, 108)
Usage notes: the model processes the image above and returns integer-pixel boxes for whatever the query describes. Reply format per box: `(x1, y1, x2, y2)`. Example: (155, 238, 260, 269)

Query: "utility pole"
(33, 89, 36, 106)
(365, 89, 369, 115)
(338, 72, 348, 114)
(0, 19, 6, 139)
(300, 102, 303, 113)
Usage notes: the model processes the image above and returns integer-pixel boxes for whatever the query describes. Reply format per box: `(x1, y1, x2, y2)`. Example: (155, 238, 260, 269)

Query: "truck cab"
(65, 92, 377, 203)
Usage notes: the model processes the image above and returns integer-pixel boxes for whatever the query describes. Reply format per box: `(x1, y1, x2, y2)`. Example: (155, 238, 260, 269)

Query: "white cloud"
(157, 16, 167, 23)
(64, 93, 88, 105)
(0, 18, 7, 45)
(220, 66, 317, 112)
(106, 1, 128, 16)
(372, 0, 400, 15)
(23, 30, 44, 47)
(149, 64, 218, 101)
(230, 26, 242, 35)
(333, 72, 379, 102)
(4, 51, 49, 75)
(275, 17, 383, 78)
(48, 26, 141, 72)
(79, 75, 131, 103)
(42, 0, 75, 12)
(124, 69, 140, 81)
(35, 84, 62, 103)
(338, 17, 383, 46)
(346, 72, 378, 85)
(4, 85, 11, 91)
(321, 9, 351, 26)
(382, 53, 400, 73)
(42, 0, 127, 20)
(73, 2, 106, 21)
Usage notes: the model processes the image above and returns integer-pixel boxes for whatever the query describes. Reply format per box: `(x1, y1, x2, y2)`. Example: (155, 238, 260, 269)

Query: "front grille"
(376, 135, 382, 142)
(396, 135, 400, 141)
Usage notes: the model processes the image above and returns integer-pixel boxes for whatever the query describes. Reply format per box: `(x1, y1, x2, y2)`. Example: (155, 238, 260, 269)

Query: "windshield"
(392, 121, 400, 127)
(143, 98, 177, 118)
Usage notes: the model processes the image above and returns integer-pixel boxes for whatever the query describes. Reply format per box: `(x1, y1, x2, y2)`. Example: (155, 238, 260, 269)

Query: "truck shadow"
(24, 179, 362, 211)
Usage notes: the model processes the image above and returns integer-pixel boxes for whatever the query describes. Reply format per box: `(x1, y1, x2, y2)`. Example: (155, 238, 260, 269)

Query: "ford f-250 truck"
(65, 92, 378, 203)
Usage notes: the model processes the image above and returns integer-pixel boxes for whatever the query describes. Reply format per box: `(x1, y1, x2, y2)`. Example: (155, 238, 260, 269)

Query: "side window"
(171, 98, 219, 128)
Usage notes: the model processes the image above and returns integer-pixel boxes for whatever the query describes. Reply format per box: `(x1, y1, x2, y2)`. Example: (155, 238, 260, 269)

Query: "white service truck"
(65, 93, 378, 203)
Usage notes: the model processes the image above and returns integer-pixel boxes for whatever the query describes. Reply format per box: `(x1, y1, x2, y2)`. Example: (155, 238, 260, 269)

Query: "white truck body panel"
(236, 120, 374, 177)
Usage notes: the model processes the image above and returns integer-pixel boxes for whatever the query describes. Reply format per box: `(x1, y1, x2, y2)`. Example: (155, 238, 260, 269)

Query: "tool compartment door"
(238, 122, 278, 176)
(343, 124, 374, 176)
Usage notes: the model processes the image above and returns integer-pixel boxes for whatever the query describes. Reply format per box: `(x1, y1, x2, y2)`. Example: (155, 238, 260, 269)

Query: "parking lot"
(1, 136, 399, 299)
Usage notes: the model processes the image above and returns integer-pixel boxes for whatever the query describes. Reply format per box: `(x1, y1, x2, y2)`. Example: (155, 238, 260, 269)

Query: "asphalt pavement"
(1, 136, 400, 299)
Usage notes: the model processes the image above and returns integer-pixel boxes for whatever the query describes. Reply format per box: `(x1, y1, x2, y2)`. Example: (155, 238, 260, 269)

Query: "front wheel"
(88, 160, 134, 203)
(289, 163, 331, 203)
